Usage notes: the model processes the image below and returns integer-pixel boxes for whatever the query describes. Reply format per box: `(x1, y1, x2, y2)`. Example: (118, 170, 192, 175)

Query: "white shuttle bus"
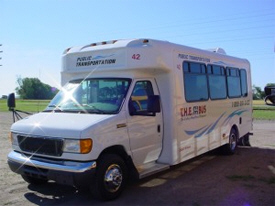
(7, 39, 252, 200)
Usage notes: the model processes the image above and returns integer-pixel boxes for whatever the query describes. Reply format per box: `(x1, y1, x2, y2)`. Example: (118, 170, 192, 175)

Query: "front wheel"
(92, 154, 128, 201)
(222, 128, 238, 155)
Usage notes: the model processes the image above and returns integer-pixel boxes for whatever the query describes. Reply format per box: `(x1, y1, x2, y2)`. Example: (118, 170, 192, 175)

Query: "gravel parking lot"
(0, 112, 274, 206)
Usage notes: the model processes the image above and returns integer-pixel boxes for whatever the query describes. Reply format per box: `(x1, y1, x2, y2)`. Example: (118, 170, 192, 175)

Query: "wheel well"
(99, 146, 137, 176)
(100, 145, 128, 161)
(231, 125, 240, 139)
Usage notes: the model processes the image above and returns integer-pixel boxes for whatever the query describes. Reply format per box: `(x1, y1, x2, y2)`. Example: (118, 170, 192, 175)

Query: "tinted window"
(184, 62, 208, 102)
(183, 62, 189, 72)
(240, 69, 248, 97)
(190, 63, 201, 73)
(227, 67, 241, 98)
(207, 65, 227, 100)
(130, 81, 154, 112)
(230, 68, 238, 76)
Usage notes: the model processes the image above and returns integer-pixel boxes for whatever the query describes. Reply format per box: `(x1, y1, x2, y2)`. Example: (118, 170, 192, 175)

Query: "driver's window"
(130, 81, 154, 112)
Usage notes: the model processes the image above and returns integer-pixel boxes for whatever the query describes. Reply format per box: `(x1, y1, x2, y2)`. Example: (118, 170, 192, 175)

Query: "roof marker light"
(63, 47, 71, 54)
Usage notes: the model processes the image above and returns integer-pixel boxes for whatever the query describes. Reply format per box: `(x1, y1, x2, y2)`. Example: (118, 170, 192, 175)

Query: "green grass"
(253, 100, 266, 106)
(253, 110, 275, 120)
(0, 99, 50, 112)
(252, 100, 275, 120)
(0, 99, 275, 120)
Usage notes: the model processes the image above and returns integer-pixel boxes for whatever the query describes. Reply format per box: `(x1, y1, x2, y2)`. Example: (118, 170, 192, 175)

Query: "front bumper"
(7, 151, 96, 187)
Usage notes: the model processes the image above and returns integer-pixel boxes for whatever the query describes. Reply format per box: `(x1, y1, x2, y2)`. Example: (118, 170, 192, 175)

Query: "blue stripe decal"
(195, 124, 212, 138)
(185, 125, 208, 136)
(184, 112, 225, 138)
(184, 109, 248, 138)
(205, 112, 225, 135)
(223, 109, 248, 125)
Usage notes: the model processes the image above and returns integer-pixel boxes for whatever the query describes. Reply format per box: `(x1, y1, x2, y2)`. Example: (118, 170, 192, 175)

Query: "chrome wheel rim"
(104, 164, 123, 193)
(230, 132, 237, 151)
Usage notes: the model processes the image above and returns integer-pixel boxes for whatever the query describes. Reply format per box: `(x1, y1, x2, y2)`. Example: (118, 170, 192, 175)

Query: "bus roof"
(62, 38, 250, 78)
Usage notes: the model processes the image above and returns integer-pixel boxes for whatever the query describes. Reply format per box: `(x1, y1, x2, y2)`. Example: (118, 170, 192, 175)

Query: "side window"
(226, 67, 241, 98)
(183, 62, 208, 102)
(207, 65, 227, 100)
(130, 81, 154, 112)
(240, 69, 248, 97)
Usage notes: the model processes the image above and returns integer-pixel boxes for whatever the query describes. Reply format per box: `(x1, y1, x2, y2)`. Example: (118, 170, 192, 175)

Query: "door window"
(130, 81, 154, 112)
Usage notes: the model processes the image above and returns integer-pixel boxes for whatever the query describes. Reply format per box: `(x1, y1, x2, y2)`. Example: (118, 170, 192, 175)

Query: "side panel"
(174, 50, 252, 164)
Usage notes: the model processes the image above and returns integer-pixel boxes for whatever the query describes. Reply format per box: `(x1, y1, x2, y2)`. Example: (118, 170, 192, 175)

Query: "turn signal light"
(80, 139, 93, 154)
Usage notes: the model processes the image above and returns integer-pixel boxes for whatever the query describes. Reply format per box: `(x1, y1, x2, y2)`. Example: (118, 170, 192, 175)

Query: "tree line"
(6, 77, 275, 100)
(16, 77, 58, 99)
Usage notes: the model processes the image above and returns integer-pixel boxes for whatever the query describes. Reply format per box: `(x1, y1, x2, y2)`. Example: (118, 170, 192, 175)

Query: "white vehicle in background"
(7, 38, 253, 200)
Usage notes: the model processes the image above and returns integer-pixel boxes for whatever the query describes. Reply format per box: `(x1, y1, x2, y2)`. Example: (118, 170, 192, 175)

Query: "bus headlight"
(63, 139, 93, 154)
(9, 132, 19, 146)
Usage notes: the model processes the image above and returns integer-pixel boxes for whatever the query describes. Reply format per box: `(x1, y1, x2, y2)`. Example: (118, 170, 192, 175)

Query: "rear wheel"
(92, 154, 127, 201)
(222, 128, 238, 155)
(239, 134, 251, 146)
(21, 174, 48, 185)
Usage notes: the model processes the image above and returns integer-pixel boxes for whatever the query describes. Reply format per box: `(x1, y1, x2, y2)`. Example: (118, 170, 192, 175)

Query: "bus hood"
(10, 112, 115, 138)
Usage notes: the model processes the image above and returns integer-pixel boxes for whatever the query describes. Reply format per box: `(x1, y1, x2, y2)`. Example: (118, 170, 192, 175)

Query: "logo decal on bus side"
(76, 54, 116, 67)
(178, 53, 210, 63)
(180, 105, 207, 120)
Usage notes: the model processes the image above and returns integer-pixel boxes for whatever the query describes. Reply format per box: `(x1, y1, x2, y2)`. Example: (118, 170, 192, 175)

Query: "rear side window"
(207, 65, 227, 100)
(183, 62, 208, 102)
(226, 67, 241, 98)
(240, 69, 248, 97)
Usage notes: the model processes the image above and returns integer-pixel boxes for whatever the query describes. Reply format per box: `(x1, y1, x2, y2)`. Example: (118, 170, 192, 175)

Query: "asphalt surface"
(0, 112, 274, 206)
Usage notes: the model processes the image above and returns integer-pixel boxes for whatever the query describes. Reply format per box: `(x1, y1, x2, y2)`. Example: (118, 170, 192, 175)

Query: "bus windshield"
(44, 78, 131, 114)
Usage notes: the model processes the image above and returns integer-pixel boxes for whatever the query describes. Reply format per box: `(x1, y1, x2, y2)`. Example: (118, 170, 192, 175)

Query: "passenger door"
(126, 79, 163, 167)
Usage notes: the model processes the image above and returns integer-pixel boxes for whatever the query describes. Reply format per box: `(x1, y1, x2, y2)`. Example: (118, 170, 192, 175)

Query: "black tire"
(21, 174, 48, 185)
(239, 134, 251, 146)
(222, 128, 238, 155)
(92, 154, 128, 201)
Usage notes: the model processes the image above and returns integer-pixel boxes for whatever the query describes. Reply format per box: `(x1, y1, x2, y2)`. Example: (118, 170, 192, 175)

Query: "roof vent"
(80, 40, 118, 50)
(207, 48, 226, 55)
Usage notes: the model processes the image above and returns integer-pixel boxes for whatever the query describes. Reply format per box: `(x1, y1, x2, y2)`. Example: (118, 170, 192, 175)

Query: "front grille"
(18, 135, 63, 156)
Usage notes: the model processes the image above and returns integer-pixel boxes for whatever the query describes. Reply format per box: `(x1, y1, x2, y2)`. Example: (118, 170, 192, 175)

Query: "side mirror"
(7, 93, 16, 110)
(129, 95, 161, 116)
(128, 99, 136, 116)
(147, 95, 161, 114)
(7, 93, 32, 122)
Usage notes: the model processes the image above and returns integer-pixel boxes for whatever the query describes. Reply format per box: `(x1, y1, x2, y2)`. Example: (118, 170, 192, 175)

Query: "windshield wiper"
(83, 104, 107, 114)
(43, 104, 108, 114)
(43, 104, 64, 112)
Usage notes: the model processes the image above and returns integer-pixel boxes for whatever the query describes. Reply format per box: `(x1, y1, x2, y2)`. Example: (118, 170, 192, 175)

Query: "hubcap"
(104, 164, 123, 193)
(230, 133, 237, 151)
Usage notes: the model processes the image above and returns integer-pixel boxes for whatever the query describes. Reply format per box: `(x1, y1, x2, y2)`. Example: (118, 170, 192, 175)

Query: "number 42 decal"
(132, 54, 141, 60)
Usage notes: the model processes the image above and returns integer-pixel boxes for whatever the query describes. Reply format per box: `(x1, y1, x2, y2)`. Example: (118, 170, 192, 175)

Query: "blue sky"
(0, 0, 274, 96)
